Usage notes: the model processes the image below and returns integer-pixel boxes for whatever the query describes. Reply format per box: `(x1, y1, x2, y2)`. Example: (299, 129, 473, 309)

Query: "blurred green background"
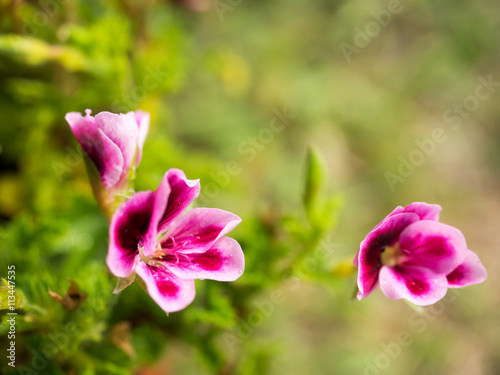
(1, 0, 500, 374)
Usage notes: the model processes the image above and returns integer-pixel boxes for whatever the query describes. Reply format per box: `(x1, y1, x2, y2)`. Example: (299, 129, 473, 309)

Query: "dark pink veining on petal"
(355, 202, 487, 306)
(107, 168, 244, 313)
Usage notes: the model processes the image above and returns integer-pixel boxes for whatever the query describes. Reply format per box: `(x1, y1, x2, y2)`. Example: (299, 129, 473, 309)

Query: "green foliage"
(303, 147, 343, 233)
(0, 139, 340, 375)
(1, 0, 498, 374)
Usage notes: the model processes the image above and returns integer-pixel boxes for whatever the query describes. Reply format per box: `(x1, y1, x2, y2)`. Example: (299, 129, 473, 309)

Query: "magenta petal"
(384, 202, 441, 224)
(65, 111, 94, 128)
(402, 202, 441, 221)
(94, 111, 138, 180)
(65, 112, 124, 188)
(379, 266, 448, 306)
(447, 250, 487, 288)
(143, 170, 201, 257)
(132, 110, 150, 166)
(135, 262, 196, 313)
(162, 208, 241, 253)
(107, 191, 155, 277)
(357, 212, 420, 300)
(167, 236, 245, 282)
(399, 221, 467, 275)
(353, 249, 359, 267)
(379, 206, 405, 226)
(158, 169, 201, 231)
(142, 173, 171, 257)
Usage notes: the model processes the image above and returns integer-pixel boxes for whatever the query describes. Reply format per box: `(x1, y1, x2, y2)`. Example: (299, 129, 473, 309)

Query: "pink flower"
(107, 168, 245, 313)
(355, 202, 487, 305)
(65, 109, 150, 216)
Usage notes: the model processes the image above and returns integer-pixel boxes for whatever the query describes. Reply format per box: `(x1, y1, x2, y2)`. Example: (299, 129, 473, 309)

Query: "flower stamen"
(380, 242, 406, 267)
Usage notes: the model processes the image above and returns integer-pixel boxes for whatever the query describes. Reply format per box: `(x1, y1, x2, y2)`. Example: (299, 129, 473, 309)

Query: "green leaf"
(303, 146, 327, 223)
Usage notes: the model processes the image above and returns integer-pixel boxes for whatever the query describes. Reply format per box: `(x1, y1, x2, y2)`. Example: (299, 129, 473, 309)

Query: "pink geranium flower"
(107, 168, 245, 313)
(65, 109, 149, 215)
(355, 202, 487, 305)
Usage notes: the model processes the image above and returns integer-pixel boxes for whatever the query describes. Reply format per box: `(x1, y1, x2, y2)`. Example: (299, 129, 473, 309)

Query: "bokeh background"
(1, 0, 500, 374)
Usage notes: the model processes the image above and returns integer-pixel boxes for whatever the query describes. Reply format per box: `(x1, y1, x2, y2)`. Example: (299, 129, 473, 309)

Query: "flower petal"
(65, 111, 94, 128)
(94, 111, 139, 180)
(161, 208, 241, 253)
(165, 236, 245, 282)
(356, 212, 420, 300)
(142, 169, 201, 256)
(107, 191, 155, 277)
(447, 250, 487, 288)
(379, 265, 448, 306)
(132, 110, 150, 166)
(402, 202, 441, 221)
(399, 220, 467, 275)
(141, 173, 171, 257)
(135, 262, 196, 313)
(158, 169, 201, 231)
(65, 112, 124, 188)
(377, 206, 405, 228)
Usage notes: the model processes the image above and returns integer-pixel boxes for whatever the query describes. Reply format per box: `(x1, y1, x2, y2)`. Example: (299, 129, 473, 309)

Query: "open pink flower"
(107, 168, 245, 313)
(355, 202, 487, 305)
(65, 109, 150, 215)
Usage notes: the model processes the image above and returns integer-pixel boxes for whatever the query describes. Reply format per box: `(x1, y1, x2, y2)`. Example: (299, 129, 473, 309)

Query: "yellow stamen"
(380, 242, 405, 267)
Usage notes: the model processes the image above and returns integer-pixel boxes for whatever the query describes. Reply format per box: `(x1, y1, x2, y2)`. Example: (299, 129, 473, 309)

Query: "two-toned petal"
(163, 236, 245, 282)
(357, 212, 420, 300)
(142, 173, 171, 257)
(107, 165, 243, 314)
(65, 109, 151, 194)
(379, 266, 448, 306)
(94, 111, 138, 181)
(398, 221, 467, 275)
(447, 250, 488, 288)
(158, 169, 201, 232)
(355, 202, 486, 306)
(401, 202, 441, 221)
(371, 202, 441, 235)
(107, 191, 155, 277)
(142, 169, 201, 257)
(161, 208, 241, 253)
(65, 112, 124, 188)
(135, 262, 196, 313)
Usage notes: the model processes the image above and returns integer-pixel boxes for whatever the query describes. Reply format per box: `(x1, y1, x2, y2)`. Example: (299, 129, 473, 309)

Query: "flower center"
(139, 244, 165, 265)
(380, 242, 406, 267)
